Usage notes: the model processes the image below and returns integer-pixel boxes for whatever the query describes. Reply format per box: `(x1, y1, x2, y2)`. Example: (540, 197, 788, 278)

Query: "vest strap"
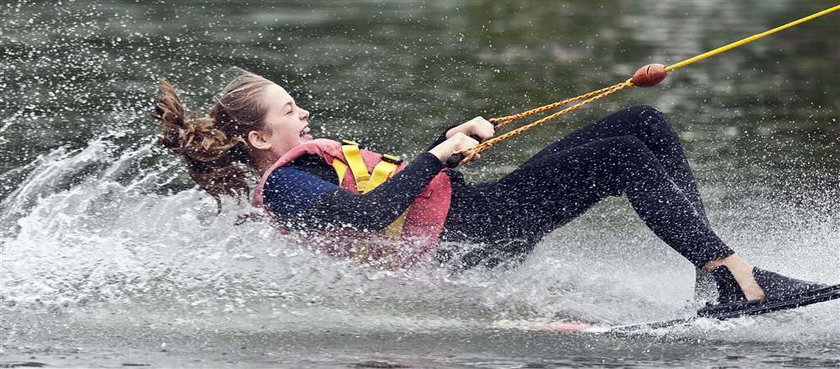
(335, 140, 410, 239)
(368, 154, 402, 190)
(341, 140, 370, 193)
(331, 160, 349, 186)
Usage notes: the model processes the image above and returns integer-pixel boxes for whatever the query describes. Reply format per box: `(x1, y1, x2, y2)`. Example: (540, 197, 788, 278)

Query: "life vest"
(252, 138, 452, 267)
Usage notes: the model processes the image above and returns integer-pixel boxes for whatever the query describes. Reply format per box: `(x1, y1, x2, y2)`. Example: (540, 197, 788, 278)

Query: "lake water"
(1, 0, 838, 367)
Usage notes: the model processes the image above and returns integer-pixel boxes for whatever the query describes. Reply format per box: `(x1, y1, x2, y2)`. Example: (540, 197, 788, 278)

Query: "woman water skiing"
(153, 69, 825, 311)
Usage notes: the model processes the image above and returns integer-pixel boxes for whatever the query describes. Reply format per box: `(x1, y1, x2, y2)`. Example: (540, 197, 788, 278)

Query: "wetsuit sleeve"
(262, 167, 340, 218)
(299, 152, 444, 231)
(426, 125, 456, 151)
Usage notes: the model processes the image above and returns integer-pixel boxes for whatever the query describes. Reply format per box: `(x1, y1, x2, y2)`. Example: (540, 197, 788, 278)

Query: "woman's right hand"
(428, 132, 480, 164)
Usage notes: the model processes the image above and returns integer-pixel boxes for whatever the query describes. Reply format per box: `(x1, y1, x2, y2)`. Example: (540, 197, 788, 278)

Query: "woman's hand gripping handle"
(429, 117, 495, 168)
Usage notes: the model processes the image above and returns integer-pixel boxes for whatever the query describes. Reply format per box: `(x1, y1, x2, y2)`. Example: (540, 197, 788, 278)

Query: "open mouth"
(299, 125, 311, 138)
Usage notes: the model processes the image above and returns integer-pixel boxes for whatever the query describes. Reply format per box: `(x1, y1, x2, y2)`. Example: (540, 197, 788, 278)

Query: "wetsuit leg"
(443, 136, 733, 269)
(521, 105, 715, 294)
(526, 105, 708, 222)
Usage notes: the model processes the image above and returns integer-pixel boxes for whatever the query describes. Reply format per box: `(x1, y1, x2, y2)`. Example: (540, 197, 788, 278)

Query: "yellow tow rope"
(457, 4, 840, 163)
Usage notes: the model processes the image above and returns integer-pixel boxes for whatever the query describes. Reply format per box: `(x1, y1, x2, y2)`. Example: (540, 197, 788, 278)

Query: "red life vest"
(252, 138, 452, 267)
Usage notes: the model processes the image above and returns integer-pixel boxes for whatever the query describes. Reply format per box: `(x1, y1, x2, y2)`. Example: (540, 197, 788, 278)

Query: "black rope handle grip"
(445, 134, 483, 168)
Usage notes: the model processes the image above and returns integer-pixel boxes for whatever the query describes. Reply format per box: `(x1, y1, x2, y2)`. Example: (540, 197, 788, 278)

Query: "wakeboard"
(540, 283, 840, 334)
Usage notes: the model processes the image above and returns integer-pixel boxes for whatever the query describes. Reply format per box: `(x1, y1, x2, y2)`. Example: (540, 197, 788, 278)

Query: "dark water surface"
(2, 0, 839, 368)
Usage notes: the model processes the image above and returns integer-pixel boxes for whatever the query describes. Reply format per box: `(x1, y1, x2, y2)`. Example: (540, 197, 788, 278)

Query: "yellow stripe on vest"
(381, 211, 409, 240)
(335, 141, 408, 240)
(341, 141, 371, 193)
(368, 156, 400, 190)
(331, 160, 349, 186)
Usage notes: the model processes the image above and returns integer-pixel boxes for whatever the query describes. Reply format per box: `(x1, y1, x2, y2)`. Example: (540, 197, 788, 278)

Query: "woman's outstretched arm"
(295, 152, 443, 231)
(263, 132, 479, 231)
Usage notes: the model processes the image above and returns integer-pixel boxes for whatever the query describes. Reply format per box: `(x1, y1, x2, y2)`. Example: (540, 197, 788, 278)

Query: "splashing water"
(2, 132, 838, 363)
(1, 0, 839, 367)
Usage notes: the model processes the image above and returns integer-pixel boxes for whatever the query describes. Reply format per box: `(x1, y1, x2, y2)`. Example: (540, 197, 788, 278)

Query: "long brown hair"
(153, 69, 274, 206)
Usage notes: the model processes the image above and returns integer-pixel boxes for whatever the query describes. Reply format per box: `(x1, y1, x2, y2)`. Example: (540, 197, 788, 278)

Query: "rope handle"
(445, 134, 486, 168)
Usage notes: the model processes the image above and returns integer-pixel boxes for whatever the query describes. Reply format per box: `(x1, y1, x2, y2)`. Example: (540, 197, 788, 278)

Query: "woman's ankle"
(703, 257, 726, 273)
(705, 254, 766, 302)
(703, 254, 747, 273)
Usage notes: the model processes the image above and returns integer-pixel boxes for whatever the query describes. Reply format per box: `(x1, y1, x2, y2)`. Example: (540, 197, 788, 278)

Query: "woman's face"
(253, 83, 312, 158)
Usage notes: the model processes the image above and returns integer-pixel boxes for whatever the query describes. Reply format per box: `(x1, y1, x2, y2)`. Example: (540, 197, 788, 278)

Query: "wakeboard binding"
(699, 266, 830, 318)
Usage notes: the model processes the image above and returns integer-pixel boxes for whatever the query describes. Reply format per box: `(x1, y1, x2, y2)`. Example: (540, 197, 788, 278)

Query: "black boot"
(699, 266, 830, 318)
(710, 265, 746, 304)
(752, 268, 827, 300)
(711, 266, 826, 304)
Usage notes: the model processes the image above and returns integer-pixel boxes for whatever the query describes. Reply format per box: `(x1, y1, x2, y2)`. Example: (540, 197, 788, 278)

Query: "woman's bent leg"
(525, 105, 708, 222)
(444, 135, 732, 268)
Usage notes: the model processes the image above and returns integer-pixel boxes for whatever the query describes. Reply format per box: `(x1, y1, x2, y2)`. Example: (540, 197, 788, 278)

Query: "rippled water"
(1, 0, 839, 368)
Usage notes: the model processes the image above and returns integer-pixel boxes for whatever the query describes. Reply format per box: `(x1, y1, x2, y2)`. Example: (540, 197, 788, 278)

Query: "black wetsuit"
(261, 105, 734, 269)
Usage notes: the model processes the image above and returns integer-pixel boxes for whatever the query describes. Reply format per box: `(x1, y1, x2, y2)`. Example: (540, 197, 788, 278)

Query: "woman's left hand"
(446, 116, 495, 142)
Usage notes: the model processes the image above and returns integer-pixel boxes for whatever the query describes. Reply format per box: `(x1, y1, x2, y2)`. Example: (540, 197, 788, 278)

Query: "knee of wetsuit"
(626, 105, 664, 119)
(624, 105, 672, 136)
(604, 135, 649, 156)
(603, 135, 661, 175)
